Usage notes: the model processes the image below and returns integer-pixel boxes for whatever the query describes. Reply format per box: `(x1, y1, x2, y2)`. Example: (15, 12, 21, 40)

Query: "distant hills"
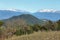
(0, 10, 30, 20)
(32, 12, 60, 21)
(0, 9, 60, 21)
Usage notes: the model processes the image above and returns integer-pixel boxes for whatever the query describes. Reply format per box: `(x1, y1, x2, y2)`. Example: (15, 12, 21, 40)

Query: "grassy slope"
(6, 31, 60, 40)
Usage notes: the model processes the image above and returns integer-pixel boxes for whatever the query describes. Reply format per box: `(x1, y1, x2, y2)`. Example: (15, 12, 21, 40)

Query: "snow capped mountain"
(0, 9, 29, 12)
(38, 9, 57, 12)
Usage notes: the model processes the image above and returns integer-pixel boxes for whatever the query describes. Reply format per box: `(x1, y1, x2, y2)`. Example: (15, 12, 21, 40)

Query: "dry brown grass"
(5, 31, 60, 40)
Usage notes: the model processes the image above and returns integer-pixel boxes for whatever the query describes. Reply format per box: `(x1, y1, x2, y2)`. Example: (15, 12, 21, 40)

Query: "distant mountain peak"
(0, 9, 17, 11)
(0, 9, 29, 13)
(38, 9, 57, 12)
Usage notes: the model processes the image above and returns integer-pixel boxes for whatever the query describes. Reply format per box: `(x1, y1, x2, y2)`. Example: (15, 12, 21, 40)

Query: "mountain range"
(0, 9, 60, 21)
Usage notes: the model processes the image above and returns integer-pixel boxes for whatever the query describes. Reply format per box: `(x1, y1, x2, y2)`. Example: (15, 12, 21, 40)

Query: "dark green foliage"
(0, 21, 3, 27)
(0, 21, 4, 37)
(14, 29, 26, 36)
(31, 24, 41, 32)
(26, 27, 33, 34)
(26, 30, 33, 34)
(14, 26, 33, 36)
(40, 26, 48, 31)
(14, 29, 33, 36)
(57, 20, 60, 30)
(42, 20, 56, 31)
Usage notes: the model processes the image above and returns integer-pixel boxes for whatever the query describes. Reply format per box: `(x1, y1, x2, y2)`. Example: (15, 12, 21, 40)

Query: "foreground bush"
(14, 26, 33, 36)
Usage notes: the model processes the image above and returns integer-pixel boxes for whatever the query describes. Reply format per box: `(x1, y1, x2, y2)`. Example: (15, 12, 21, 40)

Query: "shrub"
(26, 26, 33, 34)
(31, 24, 41, 32)
(14, 29, 26, 36)
(14, 26, 34, 36)
(40, 26, 48, 31)
(0, 21, 4, 38)
(56, 20, 60, 30)
(0, 21, 3, 27)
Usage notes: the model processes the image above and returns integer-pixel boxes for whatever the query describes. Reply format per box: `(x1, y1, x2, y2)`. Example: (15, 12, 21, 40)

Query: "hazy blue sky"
(0, 0, 60, 12)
